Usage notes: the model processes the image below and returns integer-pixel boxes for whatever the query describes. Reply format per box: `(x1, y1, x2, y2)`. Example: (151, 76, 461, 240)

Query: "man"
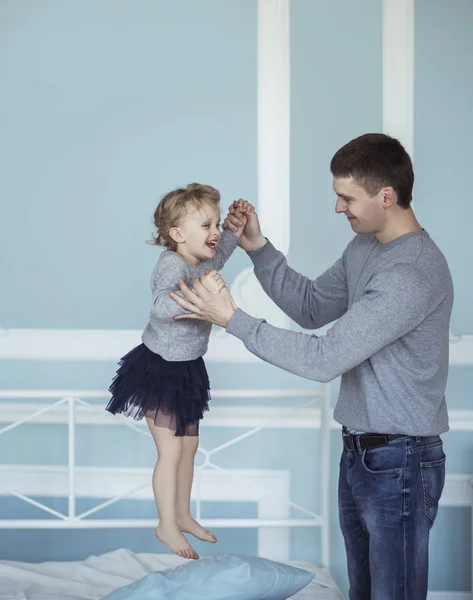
(171, 133, 453, 599)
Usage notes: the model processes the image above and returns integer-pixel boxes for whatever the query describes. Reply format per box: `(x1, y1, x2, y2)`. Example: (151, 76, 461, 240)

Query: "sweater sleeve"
(226, 263, 433, 382)
(203, 229, 239, 271)
(150, 253, 190, 321)
(247, 240, 348, 329)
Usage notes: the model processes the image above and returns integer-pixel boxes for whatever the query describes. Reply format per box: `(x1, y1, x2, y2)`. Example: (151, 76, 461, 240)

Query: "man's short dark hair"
(330, 133, 414, 208)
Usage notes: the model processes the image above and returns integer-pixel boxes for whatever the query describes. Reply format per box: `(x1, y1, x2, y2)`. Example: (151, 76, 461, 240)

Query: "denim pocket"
(420, 455, 446, 524)
(361, 444, 406, 475)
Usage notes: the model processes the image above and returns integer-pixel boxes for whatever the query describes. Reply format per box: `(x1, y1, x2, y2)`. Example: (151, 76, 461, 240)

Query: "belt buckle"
(343, 435, 356, 452)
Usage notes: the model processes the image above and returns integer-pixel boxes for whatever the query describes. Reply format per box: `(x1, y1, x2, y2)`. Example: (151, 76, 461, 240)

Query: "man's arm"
(248, 241, 348, 329)
(224, 202, 348, 329)
(226, 263, 433, 382)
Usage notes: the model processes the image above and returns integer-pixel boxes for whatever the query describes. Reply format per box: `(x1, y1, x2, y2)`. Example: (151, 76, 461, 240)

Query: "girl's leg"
(176, 433, 217, 543)
(146, 416, 199, 560)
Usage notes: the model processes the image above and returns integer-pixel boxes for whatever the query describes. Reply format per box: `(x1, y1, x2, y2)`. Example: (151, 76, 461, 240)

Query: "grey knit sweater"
(226, 231, 453, 436)
(141, 229, 238, 361)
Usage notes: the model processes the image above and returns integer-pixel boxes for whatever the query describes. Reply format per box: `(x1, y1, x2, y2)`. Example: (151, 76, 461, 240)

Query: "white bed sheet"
(0, 548, 343, 600)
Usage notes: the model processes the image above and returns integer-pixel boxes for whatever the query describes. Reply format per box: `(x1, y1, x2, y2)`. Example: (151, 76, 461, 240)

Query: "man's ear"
(382, 187, 396, 209)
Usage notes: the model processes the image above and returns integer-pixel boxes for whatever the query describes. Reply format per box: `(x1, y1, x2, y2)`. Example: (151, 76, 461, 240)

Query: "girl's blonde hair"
(151, 183, 221, 251)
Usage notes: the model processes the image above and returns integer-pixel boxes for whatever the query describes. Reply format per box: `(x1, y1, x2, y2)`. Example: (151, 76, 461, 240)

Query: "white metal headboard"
(0, 385, 332, 566)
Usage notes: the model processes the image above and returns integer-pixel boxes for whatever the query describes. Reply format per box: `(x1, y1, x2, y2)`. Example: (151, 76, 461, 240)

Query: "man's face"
(333, 176, 385, 235)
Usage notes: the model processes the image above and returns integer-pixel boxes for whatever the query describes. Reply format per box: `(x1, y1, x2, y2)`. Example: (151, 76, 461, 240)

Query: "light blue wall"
(415, 0, 473, 337)
(1, 1, 472, 597)
(0, 0, 257, 329)
(414, 0, 473, 590)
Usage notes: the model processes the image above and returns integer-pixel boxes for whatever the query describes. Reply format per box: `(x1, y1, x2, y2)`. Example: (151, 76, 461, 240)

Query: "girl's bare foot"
(156, 523, 199, 559)
(178, 516, 217, 543)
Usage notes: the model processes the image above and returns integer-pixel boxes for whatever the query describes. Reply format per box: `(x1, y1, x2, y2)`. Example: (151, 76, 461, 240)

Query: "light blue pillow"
(101, 554, 315, 600)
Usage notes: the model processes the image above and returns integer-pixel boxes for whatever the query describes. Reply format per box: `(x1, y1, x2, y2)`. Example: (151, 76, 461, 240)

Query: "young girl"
(105, 183, 252, 560)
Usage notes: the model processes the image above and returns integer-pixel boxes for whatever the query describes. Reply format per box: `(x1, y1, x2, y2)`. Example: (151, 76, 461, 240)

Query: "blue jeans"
(338, 433, 446, 599)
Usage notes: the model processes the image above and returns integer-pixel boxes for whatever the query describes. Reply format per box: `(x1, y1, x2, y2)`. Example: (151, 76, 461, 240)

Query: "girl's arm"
(204, 201, 254, 270)
(150, 253, 191, 321)
(203, 228, 240, 271)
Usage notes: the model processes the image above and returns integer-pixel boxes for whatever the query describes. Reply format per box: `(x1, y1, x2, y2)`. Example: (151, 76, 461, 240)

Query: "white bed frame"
(0, 384, 332, 565)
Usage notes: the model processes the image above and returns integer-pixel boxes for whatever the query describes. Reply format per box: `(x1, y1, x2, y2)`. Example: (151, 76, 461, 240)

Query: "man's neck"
(376, 208, 423, 244)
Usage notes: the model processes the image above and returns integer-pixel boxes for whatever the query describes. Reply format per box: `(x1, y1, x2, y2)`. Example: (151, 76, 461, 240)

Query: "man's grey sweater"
(226, 231, 453, 436)
(142, 229, 238, 361)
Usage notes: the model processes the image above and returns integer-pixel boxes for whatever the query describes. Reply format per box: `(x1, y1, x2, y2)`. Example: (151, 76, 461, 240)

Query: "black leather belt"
(342, 428, 407, 451)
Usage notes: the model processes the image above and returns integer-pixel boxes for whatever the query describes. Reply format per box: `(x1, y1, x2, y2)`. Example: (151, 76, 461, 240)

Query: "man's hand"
(227, 199, 255, 240)
(170, 276, 237, 328)
(223, 200, 266, 252)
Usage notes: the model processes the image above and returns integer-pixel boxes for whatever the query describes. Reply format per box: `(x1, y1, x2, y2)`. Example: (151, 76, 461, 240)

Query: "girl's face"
(170, 202, 221, 265)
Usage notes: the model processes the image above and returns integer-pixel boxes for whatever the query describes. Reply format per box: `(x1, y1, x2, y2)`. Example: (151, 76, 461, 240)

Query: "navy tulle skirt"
(105, 343, 210, 436)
